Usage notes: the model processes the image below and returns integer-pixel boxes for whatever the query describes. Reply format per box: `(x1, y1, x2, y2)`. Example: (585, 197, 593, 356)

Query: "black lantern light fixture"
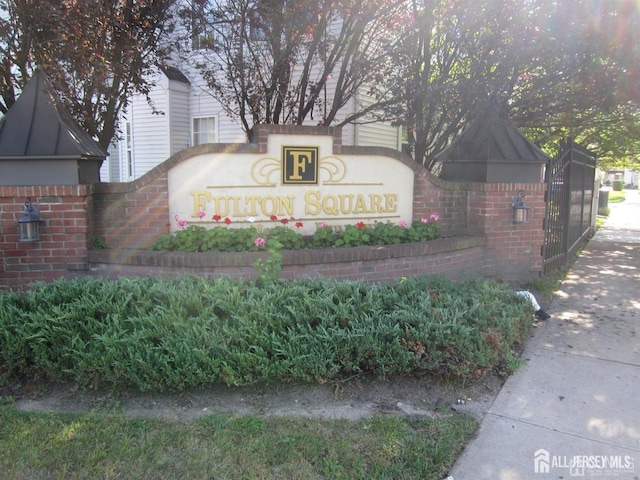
(512, 190, 530, 224)
(18, 197, 43, 242)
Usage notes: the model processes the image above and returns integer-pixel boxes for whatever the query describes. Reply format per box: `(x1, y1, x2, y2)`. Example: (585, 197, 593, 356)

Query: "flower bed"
(149, 214, 441, 253)
(86, 210, 491, 284)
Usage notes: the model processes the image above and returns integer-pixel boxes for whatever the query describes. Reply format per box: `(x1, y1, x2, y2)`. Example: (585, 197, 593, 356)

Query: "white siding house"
(352, 91, 403, 150)
(165, 67, 191, 157)
(106, 67, 191, 181)
(101, 14, 403, 182)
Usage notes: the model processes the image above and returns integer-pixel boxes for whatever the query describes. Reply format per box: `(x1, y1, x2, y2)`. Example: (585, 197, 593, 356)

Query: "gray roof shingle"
(435, 97, 549, 164)
(0, 69, 107, 160)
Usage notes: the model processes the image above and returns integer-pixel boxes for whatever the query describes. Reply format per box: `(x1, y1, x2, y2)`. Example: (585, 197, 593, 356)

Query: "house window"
(192, 116, 217, 145)
(400, 126, 412, 156)
(125, 121, 134, 178)
(192, 0, 214, 50)
(249, 15, 267, 41)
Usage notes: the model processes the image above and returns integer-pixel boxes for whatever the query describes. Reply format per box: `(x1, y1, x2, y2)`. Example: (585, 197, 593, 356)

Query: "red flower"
(270, 215, 278, 221)
(224, 217, 232, 224)
(295, 221, 304, 228)
(212, 214, 221, 222)
(356, 221, 366, 229)
(280, 218, 289, 225)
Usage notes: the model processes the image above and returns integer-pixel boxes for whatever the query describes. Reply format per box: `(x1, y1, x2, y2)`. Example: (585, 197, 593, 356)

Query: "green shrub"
(265, 226, 305, 250)
(612, 180, 624, 191)
(0, 275, 533, 392)
(370, 221, 408, 244)
(92, 237, 107, 249)
(408, 219, 441, 241)
(310, 225, 336, 248)
(252, 239, 283, 284)
(203, 225, 259, 252)
(334, 224, 372, 247)
(148, 234, 175, 251)
(174, 225, 208, 252)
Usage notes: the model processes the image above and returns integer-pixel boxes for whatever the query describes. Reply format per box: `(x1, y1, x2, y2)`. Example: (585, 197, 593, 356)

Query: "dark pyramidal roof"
(435, 97, 549, 164)
(161, 65, 190, 84)
(0, 69, 107, 160)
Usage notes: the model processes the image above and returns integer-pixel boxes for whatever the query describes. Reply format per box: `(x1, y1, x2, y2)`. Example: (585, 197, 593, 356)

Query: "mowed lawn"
(0, 399, 476, 480)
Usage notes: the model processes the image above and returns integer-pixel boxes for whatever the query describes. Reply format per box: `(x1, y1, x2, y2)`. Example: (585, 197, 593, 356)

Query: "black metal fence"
(543, 139, 596, 275)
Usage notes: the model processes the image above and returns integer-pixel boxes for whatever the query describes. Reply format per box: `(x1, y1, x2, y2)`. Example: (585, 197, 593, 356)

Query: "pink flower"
(421, 217, 429, 224)
(197, 211, 206, 219)
(224, 217, 232, 224)
(430, 213, 440, 222)
(399, 220, 407, 227)
(212, 214, 221, 222)
(254, 237, 267, 247)
(320, 221, 328, 228)
(174, 214, 188, 229)
(356, 221, 365, 229)
(295, 221, 304, 228)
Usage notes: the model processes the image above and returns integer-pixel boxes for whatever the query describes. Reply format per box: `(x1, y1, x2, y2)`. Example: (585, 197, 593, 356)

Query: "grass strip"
(607, 190, 626, 203)
(0, 401, 475, 480)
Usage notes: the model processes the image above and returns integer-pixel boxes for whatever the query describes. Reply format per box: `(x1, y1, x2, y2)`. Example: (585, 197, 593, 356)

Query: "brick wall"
(93, 174, 170, 251)
(0, 185, 94, 291)
(0, 127, 547, 291)
(466, 182, 546, 277)
(86, 235, 487, 283)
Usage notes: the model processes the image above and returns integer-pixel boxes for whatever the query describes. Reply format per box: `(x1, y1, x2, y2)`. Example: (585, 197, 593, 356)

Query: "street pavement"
(449, 189, 640, 480)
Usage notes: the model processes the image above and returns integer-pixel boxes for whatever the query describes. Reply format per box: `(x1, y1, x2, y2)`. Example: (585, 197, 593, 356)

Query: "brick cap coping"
(89, 235, 486, 269)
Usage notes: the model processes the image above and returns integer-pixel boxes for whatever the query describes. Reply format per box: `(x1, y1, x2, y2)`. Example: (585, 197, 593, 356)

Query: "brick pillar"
(467, 182, 546, 279)
(0, 185, 94, 291)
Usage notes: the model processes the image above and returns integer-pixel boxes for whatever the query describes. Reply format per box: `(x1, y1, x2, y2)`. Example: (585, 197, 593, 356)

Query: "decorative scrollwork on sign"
(319, 156, 347, 184)
(251, 157, 280, 186)
(252, 154, 347, 185)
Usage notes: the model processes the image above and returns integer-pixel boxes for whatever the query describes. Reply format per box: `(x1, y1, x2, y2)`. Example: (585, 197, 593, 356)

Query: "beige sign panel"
(168, 133, 414, 235)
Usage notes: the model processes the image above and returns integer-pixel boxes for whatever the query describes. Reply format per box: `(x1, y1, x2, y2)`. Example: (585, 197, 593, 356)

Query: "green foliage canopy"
(0, 0, 178, 149)
(2, 0, 638, 168)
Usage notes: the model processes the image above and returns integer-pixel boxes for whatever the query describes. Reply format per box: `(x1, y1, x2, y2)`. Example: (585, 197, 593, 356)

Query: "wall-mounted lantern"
(512, 190, 530, 224)
(18, 197, 43, 242)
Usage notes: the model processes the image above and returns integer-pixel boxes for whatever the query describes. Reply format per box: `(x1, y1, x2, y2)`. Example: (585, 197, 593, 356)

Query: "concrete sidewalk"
(449, 190, 640, 480)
